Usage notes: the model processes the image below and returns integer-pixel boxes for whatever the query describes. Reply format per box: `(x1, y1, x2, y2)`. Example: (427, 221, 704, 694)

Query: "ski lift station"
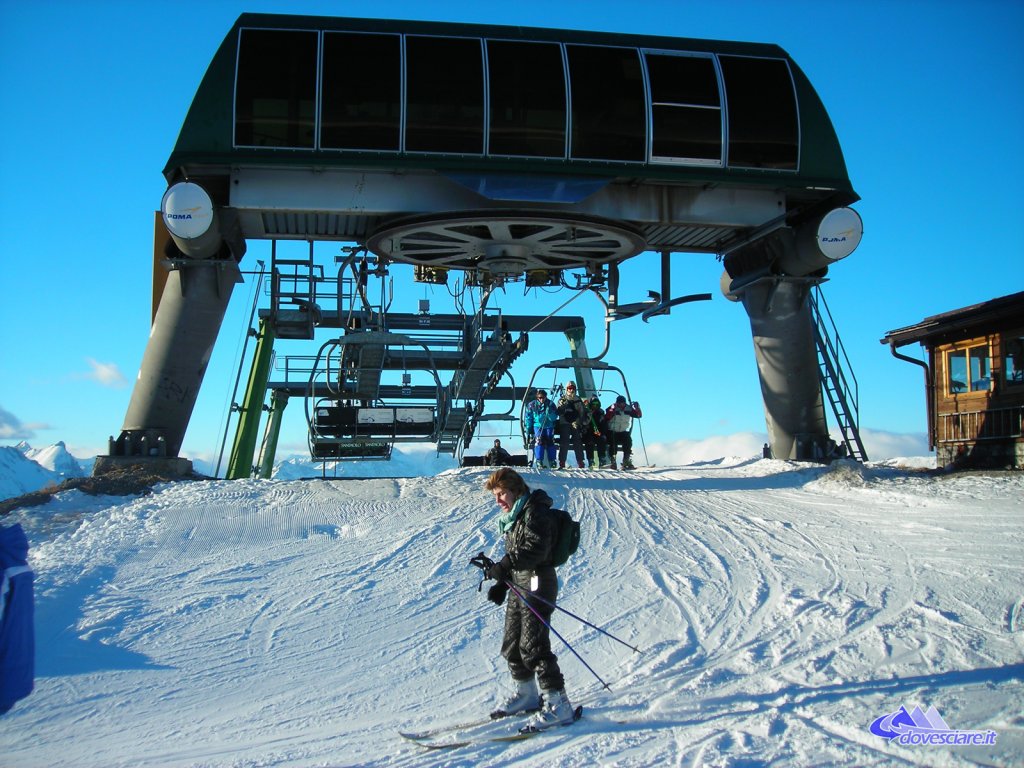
(95, 13, 868, 478)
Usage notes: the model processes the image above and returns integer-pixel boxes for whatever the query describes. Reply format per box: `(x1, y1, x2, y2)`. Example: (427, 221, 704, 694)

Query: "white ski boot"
(491, 678, 540, 719)
(522, 689, 575, 731)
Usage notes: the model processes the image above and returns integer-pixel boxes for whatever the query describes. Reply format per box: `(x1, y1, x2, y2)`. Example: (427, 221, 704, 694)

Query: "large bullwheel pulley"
(366, 211, 646, 276)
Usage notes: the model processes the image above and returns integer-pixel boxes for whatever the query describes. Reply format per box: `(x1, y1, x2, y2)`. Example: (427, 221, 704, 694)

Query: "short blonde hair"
(484, 467, 529, 498)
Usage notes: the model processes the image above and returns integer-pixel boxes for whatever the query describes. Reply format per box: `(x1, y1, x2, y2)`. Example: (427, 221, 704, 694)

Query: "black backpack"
(548, 507, 580, 567)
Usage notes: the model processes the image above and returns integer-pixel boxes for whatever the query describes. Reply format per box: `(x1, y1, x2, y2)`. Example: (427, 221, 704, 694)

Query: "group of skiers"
(522, 382, 642, 470)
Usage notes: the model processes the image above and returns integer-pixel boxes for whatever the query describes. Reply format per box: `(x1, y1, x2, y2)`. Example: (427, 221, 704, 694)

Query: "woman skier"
(475, 468, 576, 731)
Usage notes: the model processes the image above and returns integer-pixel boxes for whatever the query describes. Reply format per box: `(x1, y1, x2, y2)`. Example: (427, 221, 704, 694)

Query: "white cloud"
(859, 428, 931, 461)
(642, 432, 768, 466)
(0, 405, 48, 441)
(76, 358, 128, 388)
(641, 429, 931, 466)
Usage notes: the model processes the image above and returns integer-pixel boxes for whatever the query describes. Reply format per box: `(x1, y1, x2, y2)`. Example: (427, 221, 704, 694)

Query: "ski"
(398, 706, 539, 742)
(404, 706, 582, 750)
(399, 716, 498, 742)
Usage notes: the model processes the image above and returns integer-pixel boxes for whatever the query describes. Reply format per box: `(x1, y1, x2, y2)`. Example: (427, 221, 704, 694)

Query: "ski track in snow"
(2, 460, 1022, 767)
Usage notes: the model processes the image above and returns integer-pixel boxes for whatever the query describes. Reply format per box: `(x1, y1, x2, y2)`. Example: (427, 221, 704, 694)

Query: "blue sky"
(1, 0, 1022, 466)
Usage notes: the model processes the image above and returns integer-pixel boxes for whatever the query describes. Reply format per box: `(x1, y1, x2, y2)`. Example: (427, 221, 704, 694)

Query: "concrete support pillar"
(111, 259, 241, 460)
(736, 276, 834, 461)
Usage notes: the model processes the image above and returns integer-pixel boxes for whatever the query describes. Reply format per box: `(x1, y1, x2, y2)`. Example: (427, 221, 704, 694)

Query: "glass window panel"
(647, 54, 719, 107)
(948, 349, 968, 394)
(969, 346, 991, 392)
(720, 55, 798, 170)
(568, 45, 645, 161)
(487, 40, 566, 157)
(322, 33, 401, 150)
(235, 29, 317, 148)
(406, 36, 484, 153)
(651, 105, 721, 160)
(1005, 336, 1024, 385)
(646, 54, 721, 163)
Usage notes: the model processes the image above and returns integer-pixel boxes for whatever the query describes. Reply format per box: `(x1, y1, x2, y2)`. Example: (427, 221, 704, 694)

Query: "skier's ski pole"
(504, 581, 612, 691)
(469, 552, 639, 653)
(517, 589, 640, 654)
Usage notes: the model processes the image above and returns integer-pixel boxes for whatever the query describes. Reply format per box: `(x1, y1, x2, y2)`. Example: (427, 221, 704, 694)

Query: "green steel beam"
(563, 326, 597, 398)
(257, 390, 290, 479)
(226, 318, 277, 479)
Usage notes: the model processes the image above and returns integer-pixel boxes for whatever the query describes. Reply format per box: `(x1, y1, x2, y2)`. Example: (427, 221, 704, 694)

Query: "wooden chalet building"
(882, 291, 1024, 468)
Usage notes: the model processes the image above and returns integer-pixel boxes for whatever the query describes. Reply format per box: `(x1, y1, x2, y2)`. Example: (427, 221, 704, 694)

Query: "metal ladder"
(809, 284, 869, 462)
(270, 241, 321, 340)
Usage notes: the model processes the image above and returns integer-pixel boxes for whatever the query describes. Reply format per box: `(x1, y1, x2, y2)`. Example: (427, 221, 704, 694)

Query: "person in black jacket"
(485, 439, 512, 466)
(479, 468, 575, 730)
(555, 382, 587, 469)
(582, 396, 611, 469)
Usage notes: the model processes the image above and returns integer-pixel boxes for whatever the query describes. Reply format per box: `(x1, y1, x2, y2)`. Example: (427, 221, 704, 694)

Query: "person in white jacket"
(604, 395, 642, 470)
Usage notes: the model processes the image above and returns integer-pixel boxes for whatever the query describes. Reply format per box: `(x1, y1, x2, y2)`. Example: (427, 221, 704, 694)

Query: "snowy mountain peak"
(0, 442, 87, 502)
(26, 442, 84, 479)
(0, 446, 60, 500)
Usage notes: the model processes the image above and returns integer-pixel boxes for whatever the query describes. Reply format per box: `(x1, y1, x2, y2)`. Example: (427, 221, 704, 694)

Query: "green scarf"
(497, 494, 528, 534)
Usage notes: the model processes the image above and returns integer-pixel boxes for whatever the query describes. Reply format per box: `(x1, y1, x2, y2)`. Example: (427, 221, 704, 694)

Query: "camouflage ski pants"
(500, 570, 565, 692)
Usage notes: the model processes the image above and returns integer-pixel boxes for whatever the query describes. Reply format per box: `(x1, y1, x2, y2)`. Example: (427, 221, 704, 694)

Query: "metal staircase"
(808, 285, 868, 461)
(435, 312, 526, 454)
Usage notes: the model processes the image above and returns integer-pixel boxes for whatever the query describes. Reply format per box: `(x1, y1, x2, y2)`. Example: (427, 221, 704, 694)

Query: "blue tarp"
(442, 172, 610, 203)
(0, 523, 34, 715)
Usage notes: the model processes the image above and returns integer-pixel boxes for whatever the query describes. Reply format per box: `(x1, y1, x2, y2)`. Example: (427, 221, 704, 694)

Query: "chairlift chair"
(519, 357, 635, 448)
(304, 333, 446, 462)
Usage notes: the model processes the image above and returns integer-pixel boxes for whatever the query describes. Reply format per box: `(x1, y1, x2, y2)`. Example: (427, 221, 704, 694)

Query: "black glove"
(486, 554, 512, 584)
(487, 583, 508, 605)
(470, 553, 495, 572)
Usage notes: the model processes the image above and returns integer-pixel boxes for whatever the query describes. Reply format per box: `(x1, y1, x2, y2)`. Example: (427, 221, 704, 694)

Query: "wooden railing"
(937, 406, 1024, 444)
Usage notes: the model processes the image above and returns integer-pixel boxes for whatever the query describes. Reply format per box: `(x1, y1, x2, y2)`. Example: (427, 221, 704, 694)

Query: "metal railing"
(808, 284, 868, 461)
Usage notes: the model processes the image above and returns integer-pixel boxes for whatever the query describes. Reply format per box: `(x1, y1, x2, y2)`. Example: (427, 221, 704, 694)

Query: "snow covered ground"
(1, 457, 1021, 767)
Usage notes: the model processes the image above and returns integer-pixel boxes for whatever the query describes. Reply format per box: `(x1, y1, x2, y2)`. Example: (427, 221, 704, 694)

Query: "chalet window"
(1004, 336, 1024, 386)
(235, 29, 318, 148)
(405, 36, 484, 154)
(719, 55, 798, 170)
(946, 344, 992, 395)
(321, 33, 401, 151)
(486, 40, 567, 157)
(567, 45, 646, 161)
(644, 52, 722, 164)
